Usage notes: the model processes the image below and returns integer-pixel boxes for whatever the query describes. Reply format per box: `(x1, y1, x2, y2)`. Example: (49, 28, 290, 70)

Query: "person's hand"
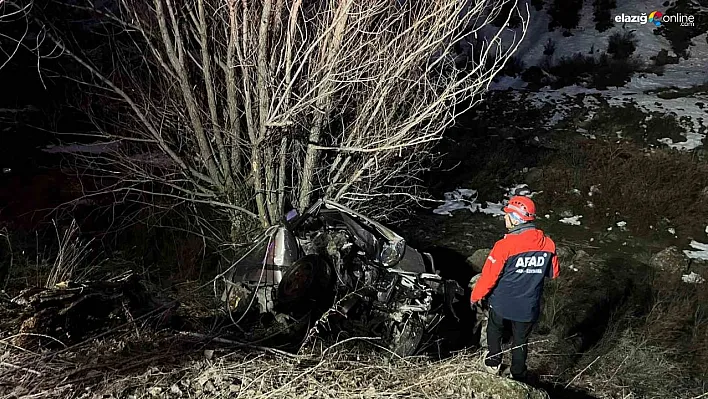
(470, 301, 478, 310)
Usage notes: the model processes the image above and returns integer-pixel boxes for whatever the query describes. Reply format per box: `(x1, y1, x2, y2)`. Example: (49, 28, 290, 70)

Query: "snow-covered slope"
(485, 0, 708, 150)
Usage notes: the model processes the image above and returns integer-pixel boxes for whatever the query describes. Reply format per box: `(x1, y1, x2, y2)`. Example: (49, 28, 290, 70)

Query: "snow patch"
(43, 142, 119, 154)
(433, 184, 539, 217)
(433, 189, 478, 216)
(507, 183, 533, 197)
(474, 202, 506, 217)
(559, 215, 583, 226)
(682, 272, 706, 284)
(483, 1, 708, 150)
(684, 240, 708, 260)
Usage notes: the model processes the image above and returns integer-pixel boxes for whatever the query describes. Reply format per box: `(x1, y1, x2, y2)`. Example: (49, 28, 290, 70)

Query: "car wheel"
(389, 314, 425, 357)
(277, 254, 333, 314)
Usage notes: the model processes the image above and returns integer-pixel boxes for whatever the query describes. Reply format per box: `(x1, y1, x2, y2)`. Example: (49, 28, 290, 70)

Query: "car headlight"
(380, 239, 405, 267)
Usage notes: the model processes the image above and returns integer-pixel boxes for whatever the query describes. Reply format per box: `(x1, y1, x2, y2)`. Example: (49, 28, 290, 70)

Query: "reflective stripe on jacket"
(470, 224, 559, 322)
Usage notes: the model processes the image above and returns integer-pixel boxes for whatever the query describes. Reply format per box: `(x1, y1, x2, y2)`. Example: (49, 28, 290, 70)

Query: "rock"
(603, 231, 620, 242)
(573, 249, 589, 260)
(559, 210, 574, 218)
(203, 349, 214, 360)
(469, 273, 481, 290)
(556, 245, 576, 266)
(147, 387, 162, 397)
(170, 384, 183, 397)
(564, 249, 590, 270)
(204, 381, 216, 393)
(466, 249, 491, 273)
(649, 247, 688, 274)
(524, 167, 544, 187)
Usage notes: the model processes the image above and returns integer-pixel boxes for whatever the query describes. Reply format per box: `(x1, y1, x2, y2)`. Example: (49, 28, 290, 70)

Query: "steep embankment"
(405, 1, 708, 397)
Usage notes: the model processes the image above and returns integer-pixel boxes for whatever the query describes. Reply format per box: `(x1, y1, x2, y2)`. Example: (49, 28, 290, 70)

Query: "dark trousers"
(484, 308, 535, 379)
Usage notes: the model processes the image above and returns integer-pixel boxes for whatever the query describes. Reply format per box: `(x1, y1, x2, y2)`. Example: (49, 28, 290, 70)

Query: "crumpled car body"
(220, 199, 464, 355)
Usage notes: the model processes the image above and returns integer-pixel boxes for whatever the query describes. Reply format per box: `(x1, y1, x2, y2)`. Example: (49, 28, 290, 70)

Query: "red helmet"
(503, 196, 536, 221)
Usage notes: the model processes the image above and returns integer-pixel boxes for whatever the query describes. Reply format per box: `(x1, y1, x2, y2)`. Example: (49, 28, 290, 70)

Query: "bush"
(593, 53, 643, 88)
(651, 48, 680, 67)
(642, 62, 666, 76)
(548, 0, 582, 31)
(520, 66, 545, 85)
(501, 56, 525, 77)
(550, 53, 597, 85)
(547, 51, 642, 89)
(607, 30, 638, 60)
(593, 0, 616, 32)
(543, 38, 556, 56)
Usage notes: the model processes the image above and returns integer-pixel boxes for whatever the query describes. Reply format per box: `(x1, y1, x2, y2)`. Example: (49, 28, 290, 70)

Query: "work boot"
(481, 350, 501, 375)
(483, 363, 501, 375)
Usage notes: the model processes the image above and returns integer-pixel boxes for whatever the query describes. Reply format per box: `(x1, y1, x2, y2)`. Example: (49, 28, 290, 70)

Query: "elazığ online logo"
(648, 11, 663, 26)
(615, 10, 695, 27)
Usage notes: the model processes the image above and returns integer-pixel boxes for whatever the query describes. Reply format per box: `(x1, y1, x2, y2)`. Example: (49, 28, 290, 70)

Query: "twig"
(30, 0, 527, 233)
(605, 352, 631, 384)
(320, 336, 383, 357)
(2, 333, 68, 348)
(262, 359, 327, 399)
(175, 331, 301, 359)
(566, 355, 601, 389)
(0, 361, 43, 376)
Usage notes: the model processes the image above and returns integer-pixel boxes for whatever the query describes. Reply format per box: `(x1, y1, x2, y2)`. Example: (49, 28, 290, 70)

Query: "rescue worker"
(470, 195, 559, 381)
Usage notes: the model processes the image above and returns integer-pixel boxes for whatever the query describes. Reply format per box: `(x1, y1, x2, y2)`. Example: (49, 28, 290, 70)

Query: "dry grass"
(0, 329, 548, 399)
(642, 271, 708, 377)
(581, 329, 688, 399)
(537, 141, 708, 236)
(551, 267, 708, 398)
(44, 219, 94, 288)
(528, 244, 708, 398)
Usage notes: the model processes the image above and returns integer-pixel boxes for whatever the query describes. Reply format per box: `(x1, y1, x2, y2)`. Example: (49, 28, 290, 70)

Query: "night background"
(0, 0, 707, 398)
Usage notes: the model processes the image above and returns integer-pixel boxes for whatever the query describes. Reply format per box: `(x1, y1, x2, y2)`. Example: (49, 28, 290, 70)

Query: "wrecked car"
(220, 199, 464, 356)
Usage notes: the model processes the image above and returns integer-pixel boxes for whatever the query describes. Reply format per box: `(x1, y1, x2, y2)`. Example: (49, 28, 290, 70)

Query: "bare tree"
(37, 0, 528, 242)
(0, 1, 33, 71)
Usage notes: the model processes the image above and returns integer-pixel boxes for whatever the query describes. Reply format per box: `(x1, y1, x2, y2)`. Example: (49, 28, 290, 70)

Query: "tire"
(276, 254, 334, 314)
(389, 314, 425, 357)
